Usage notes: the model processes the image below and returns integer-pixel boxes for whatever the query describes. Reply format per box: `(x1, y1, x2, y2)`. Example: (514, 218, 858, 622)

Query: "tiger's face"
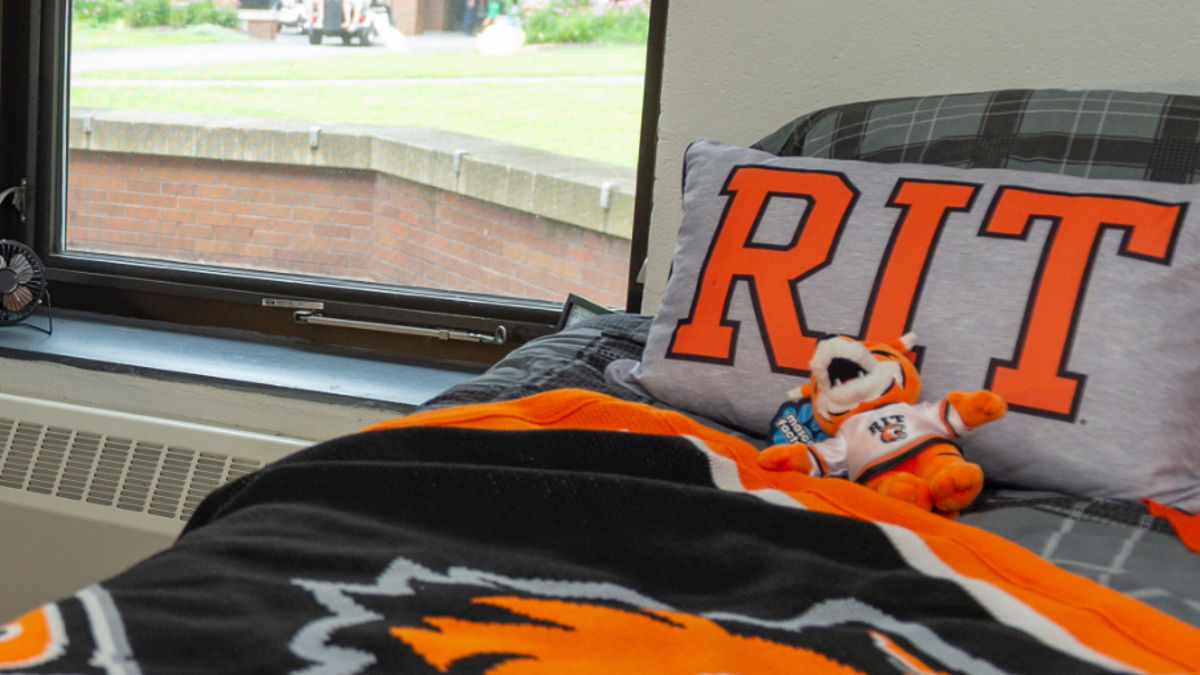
(797, 333, 922, 436)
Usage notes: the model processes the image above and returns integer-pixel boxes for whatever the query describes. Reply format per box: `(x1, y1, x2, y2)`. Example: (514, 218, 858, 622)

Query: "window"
(4, 0, 663, 363)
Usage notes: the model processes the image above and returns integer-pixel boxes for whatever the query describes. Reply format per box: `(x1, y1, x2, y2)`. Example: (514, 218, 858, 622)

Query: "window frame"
(5, 0, 665, 364)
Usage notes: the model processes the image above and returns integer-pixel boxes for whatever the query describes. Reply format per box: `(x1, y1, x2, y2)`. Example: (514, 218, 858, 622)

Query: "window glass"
(65, 0, 648, 310)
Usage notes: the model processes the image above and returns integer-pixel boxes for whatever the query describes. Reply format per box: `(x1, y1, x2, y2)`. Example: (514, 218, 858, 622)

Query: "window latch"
(0, 179, 28, 223)
(293, 310, 507, 345)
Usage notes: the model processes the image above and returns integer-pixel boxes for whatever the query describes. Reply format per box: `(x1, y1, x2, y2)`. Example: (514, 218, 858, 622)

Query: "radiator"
(0, 391, 313, 618)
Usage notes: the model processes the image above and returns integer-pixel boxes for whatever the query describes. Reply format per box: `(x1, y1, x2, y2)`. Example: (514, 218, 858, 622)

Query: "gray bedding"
(962, 491, 1200, 625)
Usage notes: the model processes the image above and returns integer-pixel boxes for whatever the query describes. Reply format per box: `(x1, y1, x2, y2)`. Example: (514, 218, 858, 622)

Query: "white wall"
(642, 0, 1200, 312)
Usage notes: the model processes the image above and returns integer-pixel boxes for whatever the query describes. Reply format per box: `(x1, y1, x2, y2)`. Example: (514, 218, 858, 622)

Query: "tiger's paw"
(866, 471, 933, 511)
(929, 461, 984, 513)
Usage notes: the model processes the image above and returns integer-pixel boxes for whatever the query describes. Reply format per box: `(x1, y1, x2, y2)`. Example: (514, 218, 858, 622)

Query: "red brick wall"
(244, 18, 279, 40)
(67, 151, 630, 307)
(389, 0, 419, 33)
(386, 0, 449, 33)
(419, 0, 448, 31)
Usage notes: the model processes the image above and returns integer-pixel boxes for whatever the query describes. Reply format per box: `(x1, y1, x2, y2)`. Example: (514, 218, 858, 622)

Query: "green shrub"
(72, 0, 126, 26)
(588, 5, 649, 42)
(211, 5, 241, 28)
(168, 0, 212, 27)
(124, 0, 171, 27)
(167, 4, 190, 27)
(522, 0, 649, 44)
(124, 0, 240, 28)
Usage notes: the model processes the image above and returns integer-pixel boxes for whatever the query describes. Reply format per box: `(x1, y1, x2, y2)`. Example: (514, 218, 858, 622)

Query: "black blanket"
(7, 394, 1198, 673)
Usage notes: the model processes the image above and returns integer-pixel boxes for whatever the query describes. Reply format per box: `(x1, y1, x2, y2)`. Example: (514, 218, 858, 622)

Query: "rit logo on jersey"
(868, 415, 907, 443)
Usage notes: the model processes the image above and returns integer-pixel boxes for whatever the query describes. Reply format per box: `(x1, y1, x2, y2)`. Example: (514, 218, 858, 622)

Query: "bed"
(4, 89, 1200, 673)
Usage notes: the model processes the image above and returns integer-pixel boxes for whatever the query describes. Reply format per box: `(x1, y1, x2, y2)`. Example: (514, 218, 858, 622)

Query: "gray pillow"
(612, 139, 1200, 510)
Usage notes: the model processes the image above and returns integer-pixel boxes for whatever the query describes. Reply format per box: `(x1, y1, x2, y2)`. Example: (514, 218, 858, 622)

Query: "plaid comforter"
(752, 88, 1200, 184)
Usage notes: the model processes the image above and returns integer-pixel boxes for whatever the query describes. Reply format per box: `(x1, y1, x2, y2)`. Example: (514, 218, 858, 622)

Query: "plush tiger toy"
(759, 333, 1006, 516)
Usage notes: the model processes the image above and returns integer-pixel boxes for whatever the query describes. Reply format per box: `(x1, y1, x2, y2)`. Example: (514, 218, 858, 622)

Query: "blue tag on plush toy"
(768, 398, 830, 446)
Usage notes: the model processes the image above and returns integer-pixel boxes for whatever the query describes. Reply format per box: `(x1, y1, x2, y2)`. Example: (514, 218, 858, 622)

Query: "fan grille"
(0, 239, 46, 325)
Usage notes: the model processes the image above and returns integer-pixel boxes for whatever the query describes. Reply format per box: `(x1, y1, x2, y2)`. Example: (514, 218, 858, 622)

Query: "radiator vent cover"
(0, 417, 264, 522)
(0, 393, 311, 531)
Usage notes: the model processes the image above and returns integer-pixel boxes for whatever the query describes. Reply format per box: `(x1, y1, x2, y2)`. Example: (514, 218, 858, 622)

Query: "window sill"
(0, 309, 482, 412)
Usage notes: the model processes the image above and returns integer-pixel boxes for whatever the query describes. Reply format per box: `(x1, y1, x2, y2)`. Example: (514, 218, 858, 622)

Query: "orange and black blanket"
(4, 389, 1198, 673)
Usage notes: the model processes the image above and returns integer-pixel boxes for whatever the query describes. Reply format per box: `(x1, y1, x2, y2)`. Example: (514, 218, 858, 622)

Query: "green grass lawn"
(70, 26, 646, 167)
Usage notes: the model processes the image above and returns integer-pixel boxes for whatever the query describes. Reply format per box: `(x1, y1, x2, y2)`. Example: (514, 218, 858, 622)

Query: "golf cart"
(274, 0, 309, 33)
(306, 0, 378, 45)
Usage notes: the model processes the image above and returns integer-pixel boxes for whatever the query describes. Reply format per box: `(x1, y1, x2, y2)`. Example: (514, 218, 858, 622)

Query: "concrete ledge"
(69, 110, 636, 239)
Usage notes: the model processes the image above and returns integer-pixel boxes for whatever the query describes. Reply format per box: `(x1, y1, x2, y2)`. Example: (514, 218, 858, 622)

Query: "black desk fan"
(0, 239, 50, 335)
(0, 182, 51, 335)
